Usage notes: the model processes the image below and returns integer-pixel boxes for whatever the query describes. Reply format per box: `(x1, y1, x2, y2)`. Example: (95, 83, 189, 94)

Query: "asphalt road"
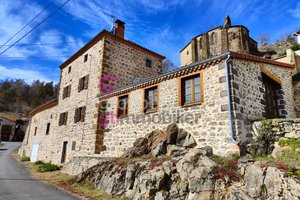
(0, 142, 80, 200)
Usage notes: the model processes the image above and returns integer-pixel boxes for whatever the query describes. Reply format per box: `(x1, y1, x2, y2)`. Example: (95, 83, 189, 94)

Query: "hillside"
(0, 79, 58, 115)
(258, 34, 300, 59)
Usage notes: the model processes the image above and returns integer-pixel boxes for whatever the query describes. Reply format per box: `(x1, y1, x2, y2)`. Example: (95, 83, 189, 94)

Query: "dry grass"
(13, 154, 123, 200)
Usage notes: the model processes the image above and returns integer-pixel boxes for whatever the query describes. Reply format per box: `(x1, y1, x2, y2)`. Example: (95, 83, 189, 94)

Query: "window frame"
(74, 106, 86, 123)
(34, 126, 37, 136)
(46, 123, 50, 135)
(78, 75, 89, 92)
(143, 85, 159, 113)
(116, 94, 129, 118)
(63, 85, 71, 99)
(59, 112, 68, 126)
(84, 54, 88, 62)
(178, 71, 204, 106)
(145, 58, 152, 68)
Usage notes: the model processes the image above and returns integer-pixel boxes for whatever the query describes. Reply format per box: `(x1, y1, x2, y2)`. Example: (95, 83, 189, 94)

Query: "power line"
(0, 0, 72, 56)
(0, 56, 67, 59)
(0, 42, 83, 47)
(0, 0, 57, 50)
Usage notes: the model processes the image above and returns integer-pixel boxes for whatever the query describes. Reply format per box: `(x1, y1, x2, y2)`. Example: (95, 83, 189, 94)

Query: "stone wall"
(180, 26, 257, 66)
(21, 34, 164, 165)
(294, 80, 300, 117)
(230, 59, 296, 145)
(98, 62, 240, 157)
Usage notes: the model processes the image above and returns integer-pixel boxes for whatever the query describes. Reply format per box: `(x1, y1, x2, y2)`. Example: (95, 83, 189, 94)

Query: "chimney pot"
(115, 20, 125, 38)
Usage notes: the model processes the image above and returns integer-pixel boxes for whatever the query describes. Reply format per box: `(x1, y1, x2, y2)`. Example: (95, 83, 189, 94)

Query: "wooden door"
(61, 141, 68, 163)
(262, 73, 280, 118)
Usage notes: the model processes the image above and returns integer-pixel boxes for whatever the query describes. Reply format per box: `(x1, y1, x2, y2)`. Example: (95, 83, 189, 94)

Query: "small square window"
(84, 54, 88, 62)
(68, 66, 71, 73)
(145, 59, 152, 68)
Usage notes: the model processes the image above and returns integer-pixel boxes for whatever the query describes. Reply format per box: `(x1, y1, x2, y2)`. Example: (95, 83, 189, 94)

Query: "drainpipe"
(225, 54, 238, 144)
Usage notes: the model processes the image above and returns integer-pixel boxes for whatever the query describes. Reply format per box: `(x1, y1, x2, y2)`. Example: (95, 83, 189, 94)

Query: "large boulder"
(124, 137, 149, 157)
(147, 129, 167, 152)
(177, 129, 196, 148)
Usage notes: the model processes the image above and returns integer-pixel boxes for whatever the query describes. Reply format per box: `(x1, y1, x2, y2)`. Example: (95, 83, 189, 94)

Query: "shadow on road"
(0, 148, 8, 151)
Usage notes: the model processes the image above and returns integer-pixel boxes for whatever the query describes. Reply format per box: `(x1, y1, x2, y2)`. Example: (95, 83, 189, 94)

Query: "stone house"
(21, 18, 299, 164)
(0, 113, 28, 142)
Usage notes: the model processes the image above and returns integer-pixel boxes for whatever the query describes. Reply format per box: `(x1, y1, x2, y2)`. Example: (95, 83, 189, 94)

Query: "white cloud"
(0, 65, 53, 83)
(289, 2, 300, 19)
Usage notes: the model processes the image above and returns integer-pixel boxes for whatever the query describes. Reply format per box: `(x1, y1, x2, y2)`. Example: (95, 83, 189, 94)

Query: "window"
(63, 85, 71, 99)
(180, 73, 203, 106)
(117, 95, 129, 118)
(144, 86, 159, 112)
(59, 112, 68, 126)
(68, 66, 71, 73)
(145, 59, 152, 68)
(46, 123, 50, 135)
(74, 106, 86, 123)
(84, 54, 88, 62)
(78, 75, 89, 92)
(34, 127, 37, 136)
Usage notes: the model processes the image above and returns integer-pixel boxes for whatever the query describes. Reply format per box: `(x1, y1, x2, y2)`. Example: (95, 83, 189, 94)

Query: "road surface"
(0, 142, 80, 200)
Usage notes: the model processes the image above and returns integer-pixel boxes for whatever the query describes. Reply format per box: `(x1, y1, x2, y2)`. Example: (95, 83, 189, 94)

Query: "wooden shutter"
(74, 108, 78, 123)
(81, 106, 86, 122)
(84, 75, 89, 89)
(59, 113, 62, 126)
(64, 112, 68, 125)
(78, 79, 81, 92)
(67, 85, 71, 97)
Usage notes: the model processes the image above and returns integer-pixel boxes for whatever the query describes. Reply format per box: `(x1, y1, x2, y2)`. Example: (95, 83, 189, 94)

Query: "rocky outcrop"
(74, 152, 300, 200)
(124, 124, 196, 158)
(71, 122, 300, 199)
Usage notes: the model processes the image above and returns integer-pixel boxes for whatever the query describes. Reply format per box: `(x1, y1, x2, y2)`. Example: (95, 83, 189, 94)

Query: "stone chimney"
(115, 20, 125, 38)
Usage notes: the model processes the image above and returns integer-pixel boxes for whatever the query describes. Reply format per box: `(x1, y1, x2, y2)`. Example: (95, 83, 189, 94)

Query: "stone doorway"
(262, 73, 281, 118)
(61, 141, 68, 163)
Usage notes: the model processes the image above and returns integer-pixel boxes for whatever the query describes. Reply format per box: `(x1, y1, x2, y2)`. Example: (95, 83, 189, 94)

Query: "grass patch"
(278, 138, 300, 149)
(21, 156, 30, 162)
(34, 161, 60, 173)
(13, 154, 122, 200)
(0, 143, 3, 147)
(71, 181, 128, 200)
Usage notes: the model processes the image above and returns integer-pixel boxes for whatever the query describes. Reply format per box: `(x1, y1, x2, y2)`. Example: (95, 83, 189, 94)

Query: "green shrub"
(21, 157, 30, 162)
(36, 162, 60, 172)
(34, 160, 44, 165)
(0, 143, 3, 147)
(278, 138, 300, 149)
(291, 43, 300, 51)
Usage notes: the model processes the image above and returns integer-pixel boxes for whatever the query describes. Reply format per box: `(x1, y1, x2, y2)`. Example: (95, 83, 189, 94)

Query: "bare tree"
(162, 59, 178, 73)
(258, 33, 270, 46)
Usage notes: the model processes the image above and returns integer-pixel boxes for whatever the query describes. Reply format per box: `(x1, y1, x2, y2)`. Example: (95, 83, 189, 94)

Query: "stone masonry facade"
(180, 16, 257, 66)
(20, 19, 298, 166)
(96, 54, 296, 158)
(21, 21, 165, 164)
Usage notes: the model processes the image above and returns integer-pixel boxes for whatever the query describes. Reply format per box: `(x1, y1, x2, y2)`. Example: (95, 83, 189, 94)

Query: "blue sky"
(0, 0, 299, 83)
